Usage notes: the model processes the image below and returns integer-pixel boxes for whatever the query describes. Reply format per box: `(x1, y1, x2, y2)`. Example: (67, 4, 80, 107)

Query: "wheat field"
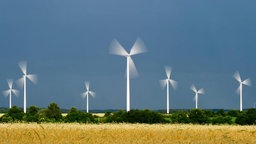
(0, 123, 256, 144)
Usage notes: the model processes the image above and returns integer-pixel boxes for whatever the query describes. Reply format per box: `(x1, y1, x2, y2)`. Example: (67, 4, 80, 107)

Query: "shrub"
(106, 109, 166, 124)
(45, 103, 63, 122)
(7, 106, 24, 122)
(25, 106, 40, 122)
(227, 110, 240, 117)
(188, 109, 208, 124)
(171, 111, 190, 124)
(65, 107, 95, 123)
(245, 108, 256, 125)
(211, 116, 233, 125)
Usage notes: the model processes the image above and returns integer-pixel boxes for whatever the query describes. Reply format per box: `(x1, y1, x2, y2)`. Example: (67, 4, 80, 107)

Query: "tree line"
(0, 102, 256, 125)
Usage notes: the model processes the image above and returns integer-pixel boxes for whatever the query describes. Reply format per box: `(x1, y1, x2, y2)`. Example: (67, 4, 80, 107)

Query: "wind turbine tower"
(110, 38, 147, 112)
(191, 85, 204, 109)
(160, 66, 177, 114)
(17, 61, 37, 113)
(81, 81, 95, 113)
(233, 72, 251, 111)
(3, 80, 19, 108)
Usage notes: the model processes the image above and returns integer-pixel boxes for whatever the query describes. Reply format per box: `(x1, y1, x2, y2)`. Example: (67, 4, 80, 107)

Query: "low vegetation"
(1, 102, 256, 125)
(0, 123, 256, 143)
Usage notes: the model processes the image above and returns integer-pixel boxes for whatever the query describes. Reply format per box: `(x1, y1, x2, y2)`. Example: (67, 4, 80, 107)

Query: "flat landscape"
(0, 123, 256, 144)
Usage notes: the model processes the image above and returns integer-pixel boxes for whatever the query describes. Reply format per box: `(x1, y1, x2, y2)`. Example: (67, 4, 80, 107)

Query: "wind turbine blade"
(2, 90, 10, 97)
(242, 78, 251, 86)
(165, 66, 172, 79)
(27, 74, 37, 84)
(193, 95, 196, 101)
(81, 92, 87, 98)
(191, 85, 197, 93)
(12, 89, 19, 96)
(7, 79, 13, 89)
(89, 91, 96, 97)
(109, 39, 128, 56)
(169, 79, 177, 89)
(198, 88, 204, 95)
(130, 38, 147, 56)
(236, 86, 240, 94)
(128, 57, 139, 78)
(233, 72, 242, 82)
(85, 81, 89, 91)
(16, 77, 24, 88)
(19, 61, 27, 75)
(159, 79, 167, 88)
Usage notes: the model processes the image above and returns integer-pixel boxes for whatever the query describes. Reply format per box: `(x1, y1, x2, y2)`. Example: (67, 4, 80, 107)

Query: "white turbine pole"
(126, 56, 130, 112)
(110, 38, 146, 112)
(9, 91, 12, 108)
(24, 76, 27, 113)
(240, 84, 243, 112)
(196, 92, 198, 109)
(166, 79, 169, 114)
(87, 92, 89, 113)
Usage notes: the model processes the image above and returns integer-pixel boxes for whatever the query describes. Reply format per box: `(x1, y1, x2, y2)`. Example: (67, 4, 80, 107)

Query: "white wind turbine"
(3, 80, 19, 108)
(160, 66, 177, 114)
(110, 38, 146, 112)
(17, 61, 37, 113)
(191, 85, 204, 109)
(233, 72, 251, 111)
(81, 81, 95, 113)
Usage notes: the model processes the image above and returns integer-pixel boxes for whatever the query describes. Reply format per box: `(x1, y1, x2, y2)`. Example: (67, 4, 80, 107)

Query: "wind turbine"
(160, 66, 177, 114)
(81, 81, 95, 113)
(3, 80, 19, 108)
(233, 72, 251, 111)
(109, 38, 146, 112)
(17, 61, 37, 113)
(191, 85, 204, 109)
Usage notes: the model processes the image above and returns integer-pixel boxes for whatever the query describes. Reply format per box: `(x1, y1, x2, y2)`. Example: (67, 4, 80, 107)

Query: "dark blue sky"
(1, 1, 256, 110)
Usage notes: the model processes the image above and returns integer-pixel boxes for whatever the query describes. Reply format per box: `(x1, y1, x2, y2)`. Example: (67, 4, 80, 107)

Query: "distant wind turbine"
(3, 80, 19, 108)
(81, 81, 95, 113)
(17, 61, 37, 113)
(233, 72, 251, 111)
(110, 38, 147, 112)
(191, 85, 204, 109)
(160, 66, 177, 114)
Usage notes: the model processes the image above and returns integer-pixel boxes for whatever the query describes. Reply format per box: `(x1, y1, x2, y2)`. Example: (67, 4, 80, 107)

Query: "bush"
(227, 110, 240, 117)
(25, 106, 40, 122)
(7, 106, 24, 122)
(45, 103, 63, 122)
(235, 112, 248, 125)
(65, 107, 95, 123)
(245, 108, 256, 125)
(211, 116, 233, 125)
(106, 110, 127, 123)
(188, 109, 208, 124)
(106, 109, 166, 124)
(171, 111, 190, 124)
(216, 109, 226, 116)
(0, 115, 13, 123)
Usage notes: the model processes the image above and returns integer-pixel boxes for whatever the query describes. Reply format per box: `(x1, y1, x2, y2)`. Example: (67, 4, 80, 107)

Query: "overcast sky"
(0, 0, 256, 110)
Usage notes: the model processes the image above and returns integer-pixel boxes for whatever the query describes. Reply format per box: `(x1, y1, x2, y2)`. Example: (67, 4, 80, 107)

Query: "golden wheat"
(0, 123, 255, 144)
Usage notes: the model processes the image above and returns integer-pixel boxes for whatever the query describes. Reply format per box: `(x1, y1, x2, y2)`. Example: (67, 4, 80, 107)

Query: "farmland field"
(0, 123, 256, 144)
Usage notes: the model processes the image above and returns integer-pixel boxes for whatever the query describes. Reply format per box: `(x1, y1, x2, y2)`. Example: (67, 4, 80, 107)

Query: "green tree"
(171, 111, 190, 124)
(7, 106, 24, 121)
(235, 112, 247, 125)
(245, 108, 256, 125)
(227, 110, 240, 117)
(65, 107, 95, 123)
(45, 103, 62, 121)
(25, 106, 40, 122)
(216, 109, 226, 116)
(188, 109, 208, 124)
